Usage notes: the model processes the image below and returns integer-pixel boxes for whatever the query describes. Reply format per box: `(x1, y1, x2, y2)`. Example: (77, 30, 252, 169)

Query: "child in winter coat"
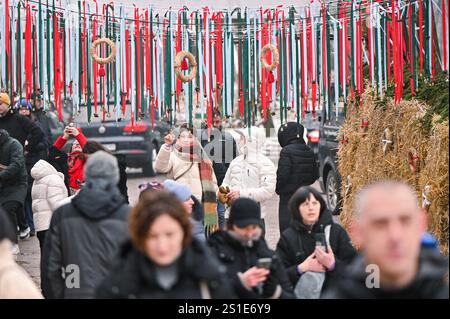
(53, 125, 87, 195)
(31, 160, 69, 252)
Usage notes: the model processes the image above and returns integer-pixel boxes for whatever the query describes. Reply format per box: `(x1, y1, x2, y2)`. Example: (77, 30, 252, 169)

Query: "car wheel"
(326, 169, 342, 215)
(142, 143, 158, 177)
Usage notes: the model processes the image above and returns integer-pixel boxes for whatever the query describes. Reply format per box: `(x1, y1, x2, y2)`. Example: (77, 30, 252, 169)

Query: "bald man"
(323, 180, 448, 299)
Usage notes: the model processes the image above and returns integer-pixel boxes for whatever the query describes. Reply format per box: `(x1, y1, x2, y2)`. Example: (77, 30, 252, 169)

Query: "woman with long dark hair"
(276, 186, 356, 298)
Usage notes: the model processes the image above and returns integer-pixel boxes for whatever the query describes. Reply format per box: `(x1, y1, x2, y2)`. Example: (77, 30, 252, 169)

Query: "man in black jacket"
(31, 92, 53, 146)
(0, 129, 29, 253)
(208, 198, 295, 299)
(41, 151, 130, 299)
(276, 122, 318, 234)
(322, 180, 449, 299)
(200, 111, 238, 230)
(0, 93, 45, 154)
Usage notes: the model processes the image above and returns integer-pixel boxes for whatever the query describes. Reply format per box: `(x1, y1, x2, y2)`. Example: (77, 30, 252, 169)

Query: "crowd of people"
(0, 92, 448, 299)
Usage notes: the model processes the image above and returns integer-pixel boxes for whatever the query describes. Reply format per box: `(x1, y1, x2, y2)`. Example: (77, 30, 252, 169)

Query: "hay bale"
(418, 118, 449, 254)
(338, 89, 448, 254)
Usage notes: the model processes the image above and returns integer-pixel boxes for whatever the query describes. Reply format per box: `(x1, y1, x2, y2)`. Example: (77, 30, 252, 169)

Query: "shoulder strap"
(173, 162, 194, 181)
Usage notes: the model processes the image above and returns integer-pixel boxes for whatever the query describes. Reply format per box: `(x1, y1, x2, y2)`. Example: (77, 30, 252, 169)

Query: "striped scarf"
(175, 141, 218, 236)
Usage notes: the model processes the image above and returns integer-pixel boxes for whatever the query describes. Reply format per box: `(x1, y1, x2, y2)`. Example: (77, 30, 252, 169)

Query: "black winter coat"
(41, 183, 130, 299)
(96, 239, 235, 299)
(276, 209, 357, 292)
(0, 131, 28, 205)
(276, 122, 318, 195)
(0, 111, 45, 153)
(208, 231, 295, 299)
(200, 128, 238, 186)
(34, 109, 53, 146)
(322, 248, 449, 299)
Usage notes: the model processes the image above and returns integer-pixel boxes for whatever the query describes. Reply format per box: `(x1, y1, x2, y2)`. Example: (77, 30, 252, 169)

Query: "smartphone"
(256, 258, 272, 270)
(315, 233, 328, 253)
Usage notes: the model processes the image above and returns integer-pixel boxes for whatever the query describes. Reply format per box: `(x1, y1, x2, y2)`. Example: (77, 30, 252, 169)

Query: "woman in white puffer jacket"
(31, 160, 68, 252)
(220, 127, 276, 236)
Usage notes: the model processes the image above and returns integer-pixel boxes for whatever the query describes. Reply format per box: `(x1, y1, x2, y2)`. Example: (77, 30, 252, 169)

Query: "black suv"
(305, 107, 344, 215)
(78, 117, 169, 176)
(48, 106, 168, 176)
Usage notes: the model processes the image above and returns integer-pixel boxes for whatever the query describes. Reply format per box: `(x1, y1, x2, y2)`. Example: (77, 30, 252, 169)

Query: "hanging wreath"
(261, 44, 279, 72)
(90, 38, 116, 65)
(408, 147, 420, 173)
(174, 51, 197, 83)
(381, 128, 393, 154)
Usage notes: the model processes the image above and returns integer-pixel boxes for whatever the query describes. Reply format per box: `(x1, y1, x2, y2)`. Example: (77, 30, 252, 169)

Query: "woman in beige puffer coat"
(31, 160, 68, 252)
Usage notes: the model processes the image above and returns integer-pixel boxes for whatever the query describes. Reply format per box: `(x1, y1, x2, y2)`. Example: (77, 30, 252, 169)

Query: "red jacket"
(54, 133, 87, 190)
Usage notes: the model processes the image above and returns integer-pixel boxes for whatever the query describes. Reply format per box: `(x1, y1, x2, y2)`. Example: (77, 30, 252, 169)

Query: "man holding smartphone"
(208, 198, 294, 299)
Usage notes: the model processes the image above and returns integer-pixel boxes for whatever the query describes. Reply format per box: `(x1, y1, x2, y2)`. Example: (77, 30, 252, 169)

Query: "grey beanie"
(84, 150, 120, 185)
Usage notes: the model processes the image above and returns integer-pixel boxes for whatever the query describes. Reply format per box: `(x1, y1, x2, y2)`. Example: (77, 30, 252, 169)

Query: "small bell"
(98, 65, 106, 77)
(181, 58, 189, 71)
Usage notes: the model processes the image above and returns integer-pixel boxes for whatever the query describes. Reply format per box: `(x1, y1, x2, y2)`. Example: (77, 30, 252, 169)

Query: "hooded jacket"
(276, 209, 357, 293)
(41, 182, 130, 299)
(322, 248, 449, 299)
(31, 160, 69, 232)
(220, 127, 276, 219)
(208, 231, 295, 299)
(276, 122, 318, 195)
(0, 130, 28, 205)
(96, 239, 235, 299)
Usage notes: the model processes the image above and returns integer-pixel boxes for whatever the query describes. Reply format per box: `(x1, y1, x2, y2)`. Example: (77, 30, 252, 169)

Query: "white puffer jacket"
(31, 160, 69, 232)
(221, 127, 276, 219)
(154, 144, 218, 201)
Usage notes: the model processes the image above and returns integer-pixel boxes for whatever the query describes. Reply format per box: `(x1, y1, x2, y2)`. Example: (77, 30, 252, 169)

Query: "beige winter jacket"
(31, 160, 69, 232)
(0, 240, 43, 299)
(154, 144, 218, 201)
